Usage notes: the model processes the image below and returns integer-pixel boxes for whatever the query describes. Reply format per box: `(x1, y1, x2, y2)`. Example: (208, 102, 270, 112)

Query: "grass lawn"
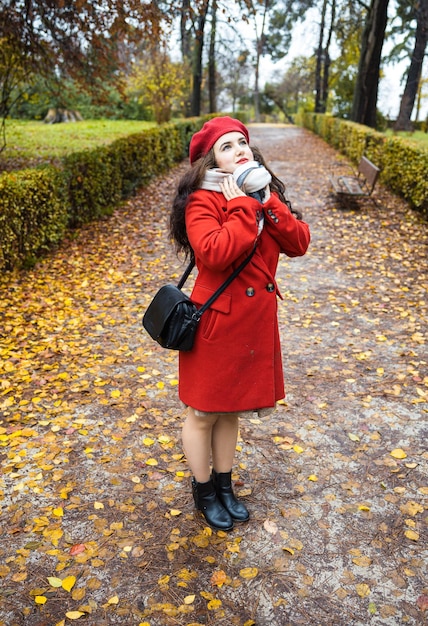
(385, 129, 428, 148)
(0, 119, 157, 167)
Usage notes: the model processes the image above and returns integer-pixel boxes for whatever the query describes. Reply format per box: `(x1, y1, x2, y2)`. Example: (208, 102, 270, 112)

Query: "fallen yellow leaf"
(211, 570, 227, 587)
(293, 444, 304, 454)
(62, 575, 76, 592)
(400, 501, 424, 516)
(65, 611, 85, 620)
(240, 567, 258, 579)
(108, 595, 119, 604)
(352, 556, 372, 567)
(404, 530, 419, 541)
(207, 598, 222, 610)
(390, 448, 407, 459)
(34, 595, 47, 604)
(169, 509, 182, 516)
(47, 576, 63, 588)
(356, 583, 370, 597)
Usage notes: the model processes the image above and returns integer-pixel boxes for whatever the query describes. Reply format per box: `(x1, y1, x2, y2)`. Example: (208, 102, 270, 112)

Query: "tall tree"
(0, 0, 167, 147)
(394, 0, 428, 130)
(351, 0, 390, 127)
(177, 0, 210, 116)
(191, 0, 210, 115)
(243, 0, 310, 121)
(315, 0, 336, 112)
(208, 0, 218, 112)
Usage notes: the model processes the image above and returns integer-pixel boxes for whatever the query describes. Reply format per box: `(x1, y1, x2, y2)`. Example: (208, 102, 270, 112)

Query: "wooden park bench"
(330, 156, 380, 205)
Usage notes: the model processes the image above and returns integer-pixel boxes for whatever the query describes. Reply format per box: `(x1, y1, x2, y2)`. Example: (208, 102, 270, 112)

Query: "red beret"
(189, 116, 250, 164)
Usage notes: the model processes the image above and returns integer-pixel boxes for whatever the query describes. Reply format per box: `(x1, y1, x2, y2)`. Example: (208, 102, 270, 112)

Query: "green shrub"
(296, 111, 428, 213)
(0, 117, 209, 271)
(62, 147, 123, 227)
(0, 168, 67, 269)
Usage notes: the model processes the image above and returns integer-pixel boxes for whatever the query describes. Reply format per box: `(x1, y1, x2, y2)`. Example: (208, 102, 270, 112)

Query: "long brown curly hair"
(169, 145, 302, 258)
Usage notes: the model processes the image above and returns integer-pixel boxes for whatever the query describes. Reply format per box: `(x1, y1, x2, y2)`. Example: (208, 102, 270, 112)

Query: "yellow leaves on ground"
(35, 595, 47, 604)
(65, 611, 86, 620)
(400, 501, 424, 516)
(61, 575, 77, 592)
(404, 529, 419, 541)
(352, 556, 372, 567)
(348, 433, 360, 442)
(211, 570, 227, 587)
(46, 575, 76, 592)
(240, 567, 258, 580)
(107, 595, 119, 604)
(356, 583, 371, 598)
(207, 598, 222, 610)
(390, 448, 407, 459)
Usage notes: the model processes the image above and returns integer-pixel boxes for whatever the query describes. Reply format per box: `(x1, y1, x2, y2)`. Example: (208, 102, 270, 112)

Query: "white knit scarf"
(200, 161, 272, 194)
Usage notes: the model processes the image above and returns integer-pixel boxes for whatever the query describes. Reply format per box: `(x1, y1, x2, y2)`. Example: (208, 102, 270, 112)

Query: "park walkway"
(0, 125, 426, 626)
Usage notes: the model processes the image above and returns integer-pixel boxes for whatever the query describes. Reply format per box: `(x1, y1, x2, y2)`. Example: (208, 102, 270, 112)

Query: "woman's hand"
(220, 175, 247, 201)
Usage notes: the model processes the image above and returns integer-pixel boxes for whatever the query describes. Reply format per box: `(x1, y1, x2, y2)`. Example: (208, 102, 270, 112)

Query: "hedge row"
(296, 111, 428, 214)
(0, 118, 206, 271)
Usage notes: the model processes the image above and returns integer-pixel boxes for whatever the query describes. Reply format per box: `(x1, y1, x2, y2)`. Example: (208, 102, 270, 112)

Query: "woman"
(169, 116, 310, 530)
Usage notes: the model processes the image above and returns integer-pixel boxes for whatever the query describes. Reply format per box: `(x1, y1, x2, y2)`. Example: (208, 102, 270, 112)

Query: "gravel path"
(0, 124, 427, 626)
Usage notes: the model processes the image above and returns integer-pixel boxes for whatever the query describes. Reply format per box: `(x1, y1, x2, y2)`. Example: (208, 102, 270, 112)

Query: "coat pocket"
(191, 284, 231, 341)
(191, 284, 232, 314)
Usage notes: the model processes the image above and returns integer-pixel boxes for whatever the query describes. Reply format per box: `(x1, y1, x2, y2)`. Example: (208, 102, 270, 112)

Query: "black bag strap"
(177, 245, 257, 320)
(177, 259, 195, 290)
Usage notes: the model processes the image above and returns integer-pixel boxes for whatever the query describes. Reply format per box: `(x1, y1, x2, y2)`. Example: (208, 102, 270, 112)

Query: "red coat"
(178, 188, 310, 413)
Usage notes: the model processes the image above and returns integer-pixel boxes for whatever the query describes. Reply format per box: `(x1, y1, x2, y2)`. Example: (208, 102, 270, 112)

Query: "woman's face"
(213, 131, 254, 173)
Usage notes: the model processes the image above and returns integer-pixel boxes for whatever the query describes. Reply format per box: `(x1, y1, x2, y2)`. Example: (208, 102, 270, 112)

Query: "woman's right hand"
(220, 175, 247, 201)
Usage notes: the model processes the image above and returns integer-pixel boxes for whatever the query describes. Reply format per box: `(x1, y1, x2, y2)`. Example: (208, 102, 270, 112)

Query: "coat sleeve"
(262, 194, 310, 257)
(186, 190, 261, 271)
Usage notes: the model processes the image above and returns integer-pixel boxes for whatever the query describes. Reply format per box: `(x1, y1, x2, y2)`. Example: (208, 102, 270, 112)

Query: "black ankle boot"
(212, 470, 250, 522)
(191, 478, 234, 531)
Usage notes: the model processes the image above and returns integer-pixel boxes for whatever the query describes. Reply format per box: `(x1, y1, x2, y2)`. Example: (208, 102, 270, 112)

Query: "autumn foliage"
(0, 126, 426, 625)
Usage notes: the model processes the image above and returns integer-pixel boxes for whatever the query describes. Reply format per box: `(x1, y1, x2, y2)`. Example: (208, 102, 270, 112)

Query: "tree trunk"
(253, 0, 269, 122)
(180, 0, 191, 60)
(394, 0, 428, 131)
(208, 0, 217, 113)
(190, 0, 210, 117)
(351, 0, 389, 128)
(315, 0, 327, 113)
(321, 0, 336, 112)
(180, 0, 192, 116)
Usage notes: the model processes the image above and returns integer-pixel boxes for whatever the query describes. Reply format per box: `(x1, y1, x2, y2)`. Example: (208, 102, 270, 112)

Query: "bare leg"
(211, 413, 239, 473)
(181, 407, 218, 483)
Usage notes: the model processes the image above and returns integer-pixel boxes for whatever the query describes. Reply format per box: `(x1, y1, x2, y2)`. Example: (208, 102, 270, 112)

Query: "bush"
(0, 117, 207, 271)
(0, 168, 67, 269)
(296, 112, 428, 213)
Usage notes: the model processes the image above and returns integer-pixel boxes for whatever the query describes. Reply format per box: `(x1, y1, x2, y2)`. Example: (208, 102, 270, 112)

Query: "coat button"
(246, 287, 255, 297)
(266, 282, 275, 292)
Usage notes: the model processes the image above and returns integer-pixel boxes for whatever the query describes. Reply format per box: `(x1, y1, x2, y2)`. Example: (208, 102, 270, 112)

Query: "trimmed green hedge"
(296, 112, 428, 214)
(0, 168, 67, 270)
(0, 118, 204, 270)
